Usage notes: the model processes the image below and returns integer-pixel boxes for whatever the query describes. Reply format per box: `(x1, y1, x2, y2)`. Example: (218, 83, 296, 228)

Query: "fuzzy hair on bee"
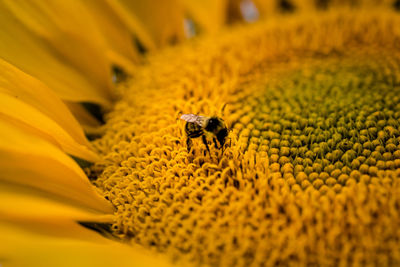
(180, 114, 229, 155)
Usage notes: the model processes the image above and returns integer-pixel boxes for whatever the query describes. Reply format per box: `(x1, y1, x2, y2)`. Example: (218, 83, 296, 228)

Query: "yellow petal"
(0, 1, 113, 107)
(0, 116, 113, 214)
(251, 0, 285, 17)
(1, 220, 112, 243)
(83, 0, 139, 72)
(180, 0, 228, 33)
(65, 101, 103, 136)
(0, 182, 112, 224)
(0, 59, 98, 162)
(107, 0, 186, 50)
(0, 94, 99, 162)
(0, 223, 176, 267)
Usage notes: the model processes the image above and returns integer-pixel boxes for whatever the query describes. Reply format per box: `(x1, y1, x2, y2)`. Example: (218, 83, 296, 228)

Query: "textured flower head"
(92, 6, 400, 267)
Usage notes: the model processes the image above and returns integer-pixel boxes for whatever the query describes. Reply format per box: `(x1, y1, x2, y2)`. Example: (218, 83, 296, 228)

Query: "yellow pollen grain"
(91, 8, 400, 267)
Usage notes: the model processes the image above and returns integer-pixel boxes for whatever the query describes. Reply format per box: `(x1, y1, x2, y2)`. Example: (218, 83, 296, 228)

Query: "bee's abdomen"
(185, 122, 203, 138)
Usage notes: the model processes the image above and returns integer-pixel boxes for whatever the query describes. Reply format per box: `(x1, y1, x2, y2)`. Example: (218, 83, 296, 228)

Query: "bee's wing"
(180, 114, 207, 127)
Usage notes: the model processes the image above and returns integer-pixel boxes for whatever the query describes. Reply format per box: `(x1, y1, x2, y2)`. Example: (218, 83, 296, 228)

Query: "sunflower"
(1, 1, 400, 266)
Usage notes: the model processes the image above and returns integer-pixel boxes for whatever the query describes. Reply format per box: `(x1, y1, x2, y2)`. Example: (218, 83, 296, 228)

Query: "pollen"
(91, 9, 400, 266)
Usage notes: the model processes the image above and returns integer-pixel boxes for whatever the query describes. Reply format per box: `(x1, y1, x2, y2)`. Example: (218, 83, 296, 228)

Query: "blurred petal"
(1, 220, 112, 243)
(0, 0, 113, 107)
(83, 0, 139, 72)
(0, 223, 175, 267)
(65, 102, 103, 136)
(0, 59, 98, 162)
(0, 117, 113, 214)
(107, 0, 186, 50)
(0, 182, 112, 224)
(180, 0, 228, 33)
(251, 0, 278, 17)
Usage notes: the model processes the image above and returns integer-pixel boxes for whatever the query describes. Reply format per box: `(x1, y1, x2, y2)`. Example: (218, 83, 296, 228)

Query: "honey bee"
(180, 114, 229, 154)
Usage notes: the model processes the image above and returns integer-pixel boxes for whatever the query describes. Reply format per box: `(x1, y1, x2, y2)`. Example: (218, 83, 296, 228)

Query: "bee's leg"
(221, 138, 230, 156)
(213, 137, 219, 149)
(186, 137, 192, 152)
(202, 135, 211, 156)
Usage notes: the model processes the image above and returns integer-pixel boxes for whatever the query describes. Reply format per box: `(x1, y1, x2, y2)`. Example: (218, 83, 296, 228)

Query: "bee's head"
(205, 117, 229, 146)
(205, 117, 222, 132)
